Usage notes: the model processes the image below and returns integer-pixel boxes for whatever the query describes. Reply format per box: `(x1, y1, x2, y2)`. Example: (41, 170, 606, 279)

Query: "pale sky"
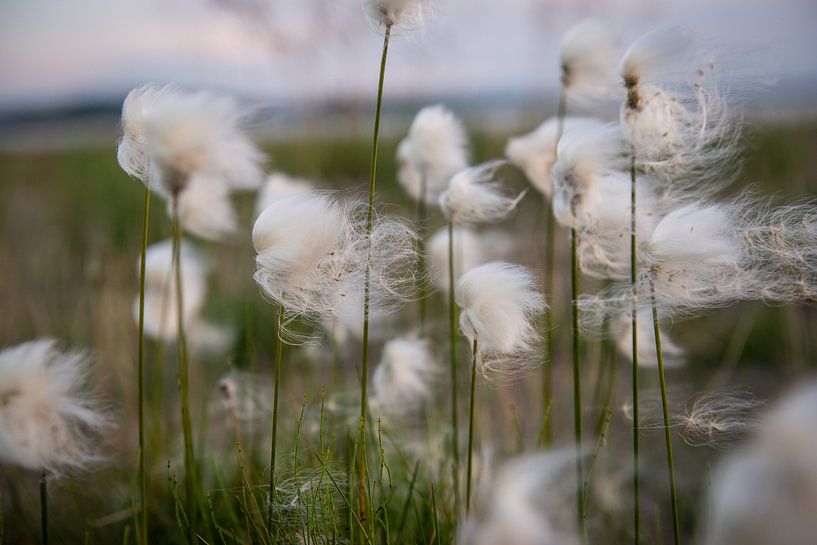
(1, 0, 816, 110)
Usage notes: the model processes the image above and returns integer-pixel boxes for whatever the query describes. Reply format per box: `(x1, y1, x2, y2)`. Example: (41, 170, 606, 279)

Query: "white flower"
(253, 191, 418, 341)
(505, 117, 594, 198)
(370, 337, 437, 413)
(560, 19, 618, 99)
(456, 262, 546, 375)
(0, 340, 110, 475)
(459, 452, 580, 545)
(398, 105, 469, 205)
(255, 172, 316, 218)
(439, 162, 525, 226)
(364, 0, 429, 33)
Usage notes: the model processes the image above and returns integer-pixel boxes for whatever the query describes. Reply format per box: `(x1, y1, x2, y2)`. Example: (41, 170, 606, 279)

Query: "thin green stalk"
(40, 472, 48, 545)
(465, 338, 478, 514)
(571, 227, 586, 541)
(136, 185, 150, 545)
(359, 22, 392, 532)
(267, 305, 285, 532)
(542, 199, 555, 446)
(650, 279, 681, 545)
(630, 151, 641, 545)
(171, 196, 196, 538)
(447, 219, 461, 512)
(417, 176, 428, 336)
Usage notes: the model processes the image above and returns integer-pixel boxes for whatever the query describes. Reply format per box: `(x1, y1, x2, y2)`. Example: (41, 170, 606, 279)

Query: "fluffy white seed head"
(612, 309, 685, 368)
(370, 337, 437, 414)
(559, 20, 618, 99)
(364, 0, 428, 33)
(0, 340, 110, 476)
(399, 105, 469, 205)
(459, 452, 580, 545)
(255, 172, 316, 218)
(505, 117, 596, 198)
(705, 382, 817, 545)
(456, 262, 546, 376)
(118, 84, 264, 197)
(439, 162, 525, 226)
(679, 388, 763, 449)
(215, 371, 272, 422)
(427, 226, 514, 294)
(171, 175, 238, 241)
(253, 191, 418, 341)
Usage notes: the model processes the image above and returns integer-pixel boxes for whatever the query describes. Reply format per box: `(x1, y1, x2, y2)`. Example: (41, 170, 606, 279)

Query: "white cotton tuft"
(456, 262, 546, 376)
(398, 105, 469, 205)
(255, 172, 316, 218)
(705, 381, 817, 545)
(171, 175, 238, 241)
(364, 0, 428, 33)
(505, 117, 595, 198)
(427, 226, 513, 294)
(0, 340, 111, 476)
(370, 337, 437, 414)
(559, 19, 619, 99)
(612, 310, 685, 368)
(439, 162, 525, 226)
(253, 191, 418, 342)
(458, 452, 580, 545)
(648, 203, 738, 264)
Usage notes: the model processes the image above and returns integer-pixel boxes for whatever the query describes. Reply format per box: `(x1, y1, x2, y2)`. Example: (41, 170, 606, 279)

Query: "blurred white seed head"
(439, 162, 525, 226)
(680, 388, 763, 449)
(705, 381, 817, 545)
(215, 371, 272, 422)
(427, 226, 514, 294)
(559, 19, 619, 99)
(364, 0, 428, 33)
(459, 452, 580, 545)
(0, 340, 110, 476)
(612, 309, 685, 368)
(370, 337, 437, 414)
(118, 84, 263, 197)
(171, 175, 238, 241)
(456, 262, 546, 376)
(255, 172, 316, 218)
(253, 191, 418, 342)
(398, 105, 469, 205)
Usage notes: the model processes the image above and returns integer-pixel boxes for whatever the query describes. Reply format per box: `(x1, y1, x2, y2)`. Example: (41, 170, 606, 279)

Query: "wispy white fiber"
(439, 162, 526, 226)
(560, 20, 619, 100)
(364, 0, 429, 33)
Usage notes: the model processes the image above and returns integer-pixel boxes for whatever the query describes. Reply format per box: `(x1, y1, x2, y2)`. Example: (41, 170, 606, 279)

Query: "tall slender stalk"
(136, 185, 150, 545)
(359, 22, 392, 529)
(268, 305, 285, 532)
(171, 196, 196, 537)
(417, 177, 428, 336)
(630, 151, 641, 544)
(447, 219, 461, 512)
(40, 472, 48, 545)
(541, 200, 555, 446)
(571, 227, 586, 541)
(465, 338, 478, 514)
(650, 278, 681, 545)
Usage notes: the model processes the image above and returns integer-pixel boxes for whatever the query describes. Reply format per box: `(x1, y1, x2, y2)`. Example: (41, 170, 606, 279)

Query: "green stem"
(571, 227, 586, 542)
(417, 176, 428, 337)
(268, 305, 285, 533)
(630, 151, 641, 545)
(650, 279, 681, 545)
(359, 22, 392, 532)
(542, 199, 555, 446)
(465, 338, 478, 514)
(171, 196, 196, 538)
(40, 472, 48, 545)
(447, 219, 461, 512)
(136, 185, 150, 545)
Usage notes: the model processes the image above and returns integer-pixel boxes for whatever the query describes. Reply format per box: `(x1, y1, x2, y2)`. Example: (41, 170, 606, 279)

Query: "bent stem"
(630, 151, 641, 545)
(171, 196, 196, 537)
(465, 338, 478, 514)
(40, 472, 48, 545)
(571, 227, 586, 541)
(650, 278, 681, 545)
(447, 219, 461, 512)
(268, 305, 285, 532)
(359, 22, 392, 528)
(136, 185, 150, 545)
